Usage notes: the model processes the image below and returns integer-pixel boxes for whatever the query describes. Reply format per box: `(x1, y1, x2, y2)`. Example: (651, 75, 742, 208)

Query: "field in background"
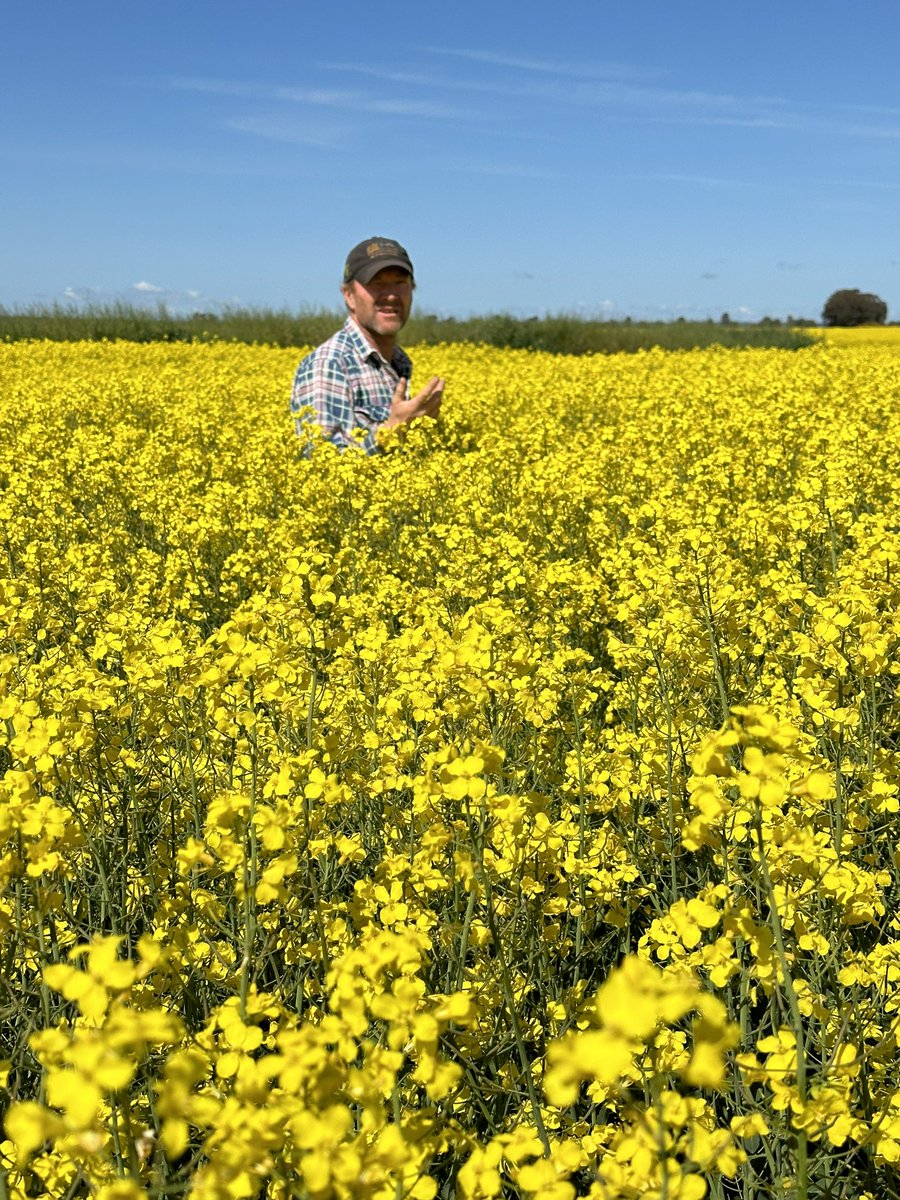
(3, 337, 900, 1197)
(811, 325, 900, 349)
(0, 302, 817, 353)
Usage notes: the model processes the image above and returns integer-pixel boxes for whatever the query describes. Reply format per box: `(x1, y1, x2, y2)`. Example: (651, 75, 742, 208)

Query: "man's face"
(342, 266, 413, 343)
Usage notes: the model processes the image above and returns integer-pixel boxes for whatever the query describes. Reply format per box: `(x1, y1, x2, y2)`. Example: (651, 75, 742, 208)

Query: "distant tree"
(720, 311, 731, 325)
(822, 288, 888, 326)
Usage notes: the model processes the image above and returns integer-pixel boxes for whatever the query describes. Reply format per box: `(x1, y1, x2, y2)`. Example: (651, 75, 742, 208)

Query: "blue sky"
(5, 1, 900, 320)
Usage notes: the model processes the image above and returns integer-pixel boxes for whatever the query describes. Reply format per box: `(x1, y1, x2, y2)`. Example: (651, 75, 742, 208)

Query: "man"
(291, 237, 445, 453)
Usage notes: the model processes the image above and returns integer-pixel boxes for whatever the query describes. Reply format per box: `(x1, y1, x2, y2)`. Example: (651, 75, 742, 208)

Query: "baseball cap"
(343, 237, 414, 285)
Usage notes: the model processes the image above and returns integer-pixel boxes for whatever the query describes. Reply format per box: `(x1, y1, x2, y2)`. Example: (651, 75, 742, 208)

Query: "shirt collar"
(344, 317, 410, 373)
(344, 316, 386, 363)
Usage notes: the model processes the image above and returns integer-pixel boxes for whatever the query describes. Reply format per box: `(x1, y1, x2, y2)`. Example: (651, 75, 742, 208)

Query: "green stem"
(569, 690, 588, 983)
(481, 873, 551, 1155)
(239, 688, 259, 1020)
(753, 805, 808, 1200)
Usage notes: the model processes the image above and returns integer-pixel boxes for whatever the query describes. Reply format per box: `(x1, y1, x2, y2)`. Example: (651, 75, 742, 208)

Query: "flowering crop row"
(2, 333, 900, 1198)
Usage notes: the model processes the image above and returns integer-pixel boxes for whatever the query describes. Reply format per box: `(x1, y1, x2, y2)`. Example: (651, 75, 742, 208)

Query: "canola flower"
(1, 333, 900, 1197)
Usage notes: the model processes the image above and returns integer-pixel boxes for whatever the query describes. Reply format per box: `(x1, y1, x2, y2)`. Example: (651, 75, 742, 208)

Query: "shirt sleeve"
(290, 349, 378, 454)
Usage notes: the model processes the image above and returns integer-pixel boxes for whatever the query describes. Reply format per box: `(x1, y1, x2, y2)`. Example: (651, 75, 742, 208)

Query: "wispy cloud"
(434, 158, 561, 180)
(843, 102, 900, 118)
(323, 51, 900, 144)
(62, 283, 218, 312)
(225, 113, 352, 149)
(318, 60, 584, 110)
(171, 75, 471, 121)
(424, 47, 661, 82)
(169, 77, 262, 98)
(834, 121, 900, 141)
(6, 134, 340, 178)
(166, 57, 900, 164)
(650, 113, 796, 129)
(275, 85, 465, 118)
(172, 65, 786, 129)
(824, 177, 900, 190)
(638, 172, 763, 188)
(321, 58, 780, 117)
(315, 58, 813, 146)
(642, 168, 900, 199)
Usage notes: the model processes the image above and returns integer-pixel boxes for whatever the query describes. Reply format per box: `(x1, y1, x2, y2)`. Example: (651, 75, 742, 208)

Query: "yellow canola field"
(2, 338, 900, 1199)
(807, 324, 900, 349)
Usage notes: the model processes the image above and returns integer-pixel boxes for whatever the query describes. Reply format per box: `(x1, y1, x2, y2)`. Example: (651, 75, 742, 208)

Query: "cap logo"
(367, 241, 384, 257)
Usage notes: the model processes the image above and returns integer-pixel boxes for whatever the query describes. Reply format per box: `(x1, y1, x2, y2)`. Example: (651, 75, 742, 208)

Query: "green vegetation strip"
(0, 303, 817, 354)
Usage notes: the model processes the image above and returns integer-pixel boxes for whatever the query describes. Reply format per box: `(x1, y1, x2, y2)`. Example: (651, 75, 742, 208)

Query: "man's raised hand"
(384, 375, 445, 432)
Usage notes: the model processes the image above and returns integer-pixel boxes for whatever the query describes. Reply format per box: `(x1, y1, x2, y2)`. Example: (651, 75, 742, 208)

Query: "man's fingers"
(412, 376, 439, 402)
(427, 380, 445, 416)
(391, 375, 444, 423)
(426, 387, 443, 412)
(415, 377, 444, 405)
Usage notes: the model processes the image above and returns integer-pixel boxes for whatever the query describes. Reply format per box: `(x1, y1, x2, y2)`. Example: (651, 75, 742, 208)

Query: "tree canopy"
(822, 288, 888, 326)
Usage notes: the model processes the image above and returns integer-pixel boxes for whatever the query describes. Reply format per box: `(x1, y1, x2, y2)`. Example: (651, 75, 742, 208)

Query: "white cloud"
(325, 52, 900, 145)
(59, 284, 216, 313)
(423, 47, 659, 83)
(436, 158, 560, 180)
(171, 76, 469, 121)
(275, 87, 360, 105)
(225, 113, 352, 148)
(828, 177, 900, 190)
(166, 61, 900, 158)
(320, 56, 796, 134)
(61, 285, 111, 305)
(169, 76, 263, 97)
(277, 86, 466, 119)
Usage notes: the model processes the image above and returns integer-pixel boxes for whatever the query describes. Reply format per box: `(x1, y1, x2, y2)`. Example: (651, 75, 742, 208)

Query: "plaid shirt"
(290, 317, 412, 454)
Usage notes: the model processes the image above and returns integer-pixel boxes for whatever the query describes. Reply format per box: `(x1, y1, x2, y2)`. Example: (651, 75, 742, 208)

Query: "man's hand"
(383, 376, 445, 432)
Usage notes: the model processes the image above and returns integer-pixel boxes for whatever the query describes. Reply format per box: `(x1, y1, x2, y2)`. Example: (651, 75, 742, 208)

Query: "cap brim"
(353, 258, 414, 285)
